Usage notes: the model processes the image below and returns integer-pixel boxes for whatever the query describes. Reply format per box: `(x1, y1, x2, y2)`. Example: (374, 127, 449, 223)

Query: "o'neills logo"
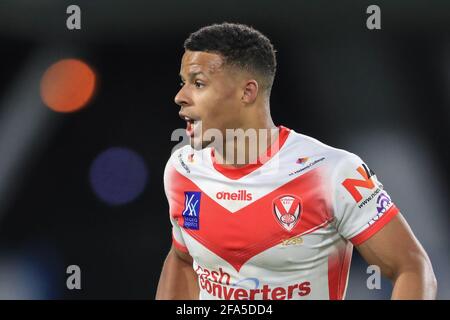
(216, 190, 252, 201)
(195, 265, 311, 300)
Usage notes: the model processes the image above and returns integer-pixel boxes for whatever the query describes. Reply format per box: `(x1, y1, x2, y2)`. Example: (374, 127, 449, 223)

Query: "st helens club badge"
(272, 195, 302, 231)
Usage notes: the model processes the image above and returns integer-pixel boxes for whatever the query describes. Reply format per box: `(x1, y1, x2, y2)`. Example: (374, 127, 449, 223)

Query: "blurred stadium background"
(0, 0, 448, 299)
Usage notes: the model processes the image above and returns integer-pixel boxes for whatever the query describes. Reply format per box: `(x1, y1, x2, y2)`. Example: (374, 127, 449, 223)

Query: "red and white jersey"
(163, 126, 399, 300)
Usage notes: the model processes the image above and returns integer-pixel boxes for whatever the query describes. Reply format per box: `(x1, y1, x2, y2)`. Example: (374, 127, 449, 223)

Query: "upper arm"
(355, 213, 433, 280)
(330, 152, 436, 297)
(156, 244, 198, 300)
(171, 243, 193, 265)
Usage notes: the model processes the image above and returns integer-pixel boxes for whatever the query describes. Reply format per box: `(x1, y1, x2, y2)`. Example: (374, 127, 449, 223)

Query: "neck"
(214, 111, 278, 168)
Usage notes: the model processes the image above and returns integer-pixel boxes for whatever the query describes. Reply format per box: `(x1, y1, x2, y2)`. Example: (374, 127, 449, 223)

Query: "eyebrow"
(179, 71, 207, 81)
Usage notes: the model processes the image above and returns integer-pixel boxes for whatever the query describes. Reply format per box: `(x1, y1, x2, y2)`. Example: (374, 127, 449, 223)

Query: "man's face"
(175, 50, 243, 149)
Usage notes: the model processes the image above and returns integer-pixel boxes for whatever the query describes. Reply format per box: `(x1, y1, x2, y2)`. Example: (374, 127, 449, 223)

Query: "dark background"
(0, 0, 448, 299)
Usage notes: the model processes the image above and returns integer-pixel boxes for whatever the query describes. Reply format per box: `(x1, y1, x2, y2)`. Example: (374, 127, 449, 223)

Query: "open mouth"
(186, 119, 194, 137)
(179, 113, 198, 137)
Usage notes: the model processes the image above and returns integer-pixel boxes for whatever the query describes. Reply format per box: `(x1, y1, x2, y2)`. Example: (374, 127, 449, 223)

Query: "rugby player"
(156, 23, 437, 300)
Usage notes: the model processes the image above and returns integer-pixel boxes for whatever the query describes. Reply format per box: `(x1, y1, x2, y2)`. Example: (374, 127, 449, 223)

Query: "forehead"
(180, 50, 225, 75)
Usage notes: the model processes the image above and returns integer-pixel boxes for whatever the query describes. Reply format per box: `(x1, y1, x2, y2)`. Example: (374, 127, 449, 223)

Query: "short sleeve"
(164, 151, 189, 253)
(170, 216, 189, 253)
(332, 153, 399, 246)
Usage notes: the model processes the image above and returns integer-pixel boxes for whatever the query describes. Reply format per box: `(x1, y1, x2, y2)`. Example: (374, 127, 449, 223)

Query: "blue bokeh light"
(89, 147, 148, 205)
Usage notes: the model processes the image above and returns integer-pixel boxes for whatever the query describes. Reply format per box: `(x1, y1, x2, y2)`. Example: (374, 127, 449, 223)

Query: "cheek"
(204, 87, 239, 116)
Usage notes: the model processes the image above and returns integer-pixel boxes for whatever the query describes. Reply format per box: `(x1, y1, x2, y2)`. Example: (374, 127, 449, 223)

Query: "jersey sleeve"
(169, 216, 189, 253)
(163, 151, 189, 254)
(331, 152, 400, 246)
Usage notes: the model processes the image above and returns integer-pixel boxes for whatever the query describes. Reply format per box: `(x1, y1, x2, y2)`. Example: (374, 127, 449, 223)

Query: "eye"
(179, 81, 185, 87)
(194, 80, 205, 88)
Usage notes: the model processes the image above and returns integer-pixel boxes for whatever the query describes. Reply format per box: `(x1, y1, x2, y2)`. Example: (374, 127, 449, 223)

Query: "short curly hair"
(184, 22, 277, 94)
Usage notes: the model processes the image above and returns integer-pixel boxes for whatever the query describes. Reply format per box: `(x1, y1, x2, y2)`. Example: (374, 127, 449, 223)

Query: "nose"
(174, 85, 190, 107)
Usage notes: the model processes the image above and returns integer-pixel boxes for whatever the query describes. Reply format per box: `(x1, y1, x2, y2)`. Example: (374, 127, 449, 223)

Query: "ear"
(241, 80, 259, 104)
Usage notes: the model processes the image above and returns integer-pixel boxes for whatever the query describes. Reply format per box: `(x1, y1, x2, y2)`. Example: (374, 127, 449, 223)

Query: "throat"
(212, 126, 280, 167)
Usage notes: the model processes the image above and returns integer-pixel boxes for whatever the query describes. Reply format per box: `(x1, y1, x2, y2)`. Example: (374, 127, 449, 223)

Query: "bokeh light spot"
(89, 147, 148, 206)
(40, 58, 96, 113)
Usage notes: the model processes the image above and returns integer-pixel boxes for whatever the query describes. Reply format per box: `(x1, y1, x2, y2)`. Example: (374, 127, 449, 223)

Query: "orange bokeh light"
(40, 58, 96, 113)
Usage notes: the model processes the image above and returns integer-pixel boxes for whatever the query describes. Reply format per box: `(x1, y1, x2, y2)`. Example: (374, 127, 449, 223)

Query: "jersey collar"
(210, 126, 291, 180)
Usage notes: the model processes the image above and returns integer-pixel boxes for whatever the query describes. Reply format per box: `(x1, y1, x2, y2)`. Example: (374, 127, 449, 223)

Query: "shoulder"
(287, 129, 362, 166)
(163, 144, 194, 185)
(164, 144, 192, 170)
(284, 130, 371, 189)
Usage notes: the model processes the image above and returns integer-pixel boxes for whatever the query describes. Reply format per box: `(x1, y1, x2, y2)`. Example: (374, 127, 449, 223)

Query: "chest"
(168, 165, 334, 272)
